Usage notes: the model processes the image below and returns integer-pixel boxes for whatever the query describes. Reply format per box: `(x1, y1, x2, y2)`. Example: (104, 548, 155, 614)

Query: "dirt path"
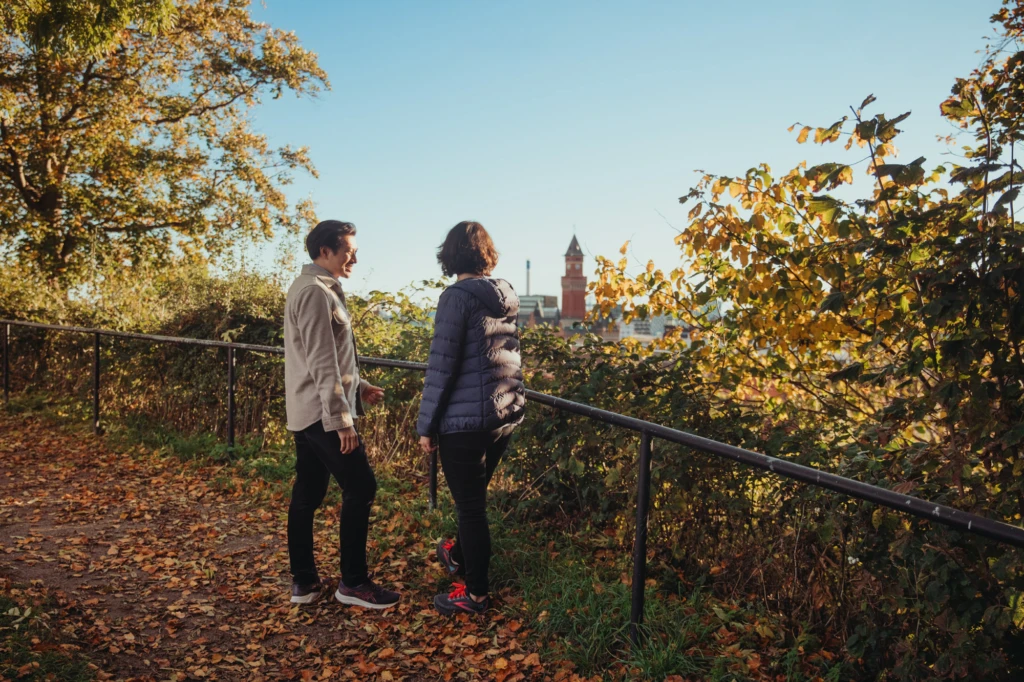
(0, 414, 566, 682)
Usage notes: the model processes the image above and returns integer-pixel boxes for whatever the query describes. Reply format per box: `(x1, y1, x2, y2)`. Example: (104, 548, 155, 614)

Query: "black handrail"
(3, 319, 1024, 648)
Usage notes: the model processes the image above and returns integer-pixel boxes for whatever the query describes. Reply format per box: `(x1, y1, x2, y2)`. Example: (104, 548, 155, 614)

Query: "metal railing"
(3, 318, 1024, 648)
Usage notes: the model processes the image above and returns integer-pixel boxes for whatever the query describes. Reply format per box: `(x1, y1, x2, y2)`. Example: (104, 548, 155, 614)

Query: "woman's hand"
(419, 435, 437, 455)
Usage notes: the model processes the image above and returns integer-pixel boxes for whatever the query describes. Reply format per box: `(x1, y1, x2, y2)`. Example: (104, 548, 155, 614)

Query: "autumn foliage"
(589, 1, 1024, 678)
(0, 0, 326, 281)
(3, 1, 1024, 680)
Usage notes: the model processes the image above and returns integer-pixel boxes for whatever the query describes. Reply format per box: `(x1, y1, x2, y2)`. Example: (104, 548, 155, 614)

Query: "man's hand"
(361, 382, 385, 406)
(419, 435, 437, 455)
(339, 427, 360, 454)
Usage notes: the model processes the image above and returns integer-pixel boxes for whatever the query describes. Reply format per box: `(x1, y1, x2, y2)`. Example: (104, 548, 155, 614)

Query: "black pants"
(439, 430, 511, 597)
(287, 421, 377, 588)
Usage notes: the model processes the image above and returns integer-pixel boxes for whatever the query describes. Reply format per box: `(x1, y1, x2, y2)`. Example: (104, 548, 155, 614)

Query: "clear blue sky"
(244, 0, 1001, 303)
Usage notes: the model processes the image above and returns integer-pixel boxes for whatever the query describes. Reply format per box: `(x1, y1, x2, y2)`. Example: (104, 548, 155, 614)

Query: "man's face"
(320, 235, 358, 279)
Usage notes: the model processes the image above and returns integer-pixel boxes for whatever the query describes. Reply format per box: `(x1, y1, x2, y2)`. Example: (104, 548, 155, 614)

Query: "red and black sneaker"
(433, 582, 489, 616)
(334, 579, 400, 610)
(436, 538, 465, 576)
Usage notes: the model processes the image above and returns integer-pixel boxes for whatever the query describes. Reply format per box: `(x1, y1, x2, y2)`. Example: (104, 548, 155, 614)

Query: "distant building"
(519, 294, 558, 312)
(560, 236, 587, 325)
(619, 315, 663, 342)
(518, 294, 561, 328)
(517, 236, 585, 333)
(516, 235, 693, 345)
(584, 304, 621, 342)
(618, 314, 692, 344)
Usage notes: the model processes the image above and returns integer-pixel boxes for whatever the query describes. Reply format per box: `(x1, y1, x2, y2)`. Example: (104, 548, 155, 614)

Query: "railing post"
(428, 447, 438, 511)
(630, 432, 653, 648)
(227, 346, 236, 449)
(2, 323, 9, 404)
(92, 333, 101, 435)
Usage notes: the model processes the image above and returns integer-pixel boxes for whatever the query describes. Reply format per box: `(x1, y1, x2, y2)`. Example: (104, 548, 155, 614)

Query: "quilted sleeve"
(416, 289, 469, 436)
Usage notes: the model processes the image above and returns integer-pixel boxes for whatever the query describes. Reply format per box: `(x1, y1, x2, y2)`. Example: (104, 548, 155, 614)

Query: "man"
(284, 220, 400, 609)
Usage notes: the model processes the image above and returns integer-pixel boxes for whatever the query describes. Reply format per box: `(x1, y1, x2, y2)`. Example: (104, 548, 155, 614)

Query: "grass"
(3, 391, 849, 681)
(491, 530, 751, 681)
(0, 588, 94, 682)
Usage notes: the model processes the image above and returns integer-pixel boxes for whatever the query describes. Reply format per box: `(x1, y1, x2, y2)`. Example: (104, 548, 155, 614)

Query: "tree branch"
(58, 59, 98, 125)
(100, 220, 189, 233)
(151, 83, 261, 125)
(0, 117, 43, 209)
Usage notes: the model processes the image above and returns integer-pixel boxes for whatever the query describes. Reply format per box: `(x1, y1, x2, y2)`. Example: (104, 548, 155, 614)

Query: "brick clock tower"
(560, 236, 587, 321)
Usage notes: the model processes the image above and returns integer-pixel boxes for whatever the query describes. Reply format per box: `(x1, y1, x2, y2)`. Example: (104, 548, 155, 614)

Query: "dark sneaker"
(434, 582, 489, 616)
(436, 538, 465, 576)
(334, 579, 400, 610)
(290, 580, 323, 605)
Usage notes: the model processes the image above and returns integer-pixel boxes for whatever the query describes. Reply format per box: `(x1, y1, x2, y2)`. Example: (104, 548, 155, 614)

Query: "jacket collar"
(301, 263, 342, 292)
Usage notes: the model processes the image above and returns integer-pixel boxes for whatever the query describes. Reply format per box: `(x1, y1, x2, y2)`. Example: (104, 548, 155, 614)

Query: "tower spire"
(561, 234, 586, 321)
(564, 235, 583, 257)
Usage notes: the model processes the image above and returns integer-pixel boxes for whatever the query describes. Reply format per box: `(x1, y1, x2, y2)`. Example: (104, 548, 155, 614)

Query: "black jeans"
(287, 421, 377, 588)
(439, 429, 511, 597)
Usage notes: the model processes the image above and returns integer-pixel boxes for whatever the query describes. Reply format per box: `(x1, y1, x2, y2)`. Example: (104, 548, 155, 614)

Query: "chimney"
(526, 260, 531, 295)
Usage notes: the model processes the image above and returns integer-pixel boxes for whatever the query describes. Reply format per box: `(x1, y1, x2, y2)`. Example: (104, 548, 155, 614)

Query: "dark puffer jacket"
(416, 277, 526, 436)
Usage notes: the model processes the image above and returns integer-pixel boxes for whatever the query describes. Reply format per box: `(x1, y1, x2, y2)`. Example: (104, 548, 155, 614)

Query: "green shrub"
(3, 261, 1021, 679)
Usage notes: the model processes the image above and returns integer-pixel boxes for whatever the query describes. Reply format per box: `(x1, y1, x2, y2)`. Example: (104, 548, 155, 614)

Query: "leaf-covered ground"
(0, 414, 575, 681)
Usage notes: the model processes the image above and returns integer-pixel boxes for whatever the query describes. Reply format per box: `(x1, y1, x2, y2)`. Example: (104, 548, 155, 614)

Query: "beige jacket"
(284, 263, 365, 432)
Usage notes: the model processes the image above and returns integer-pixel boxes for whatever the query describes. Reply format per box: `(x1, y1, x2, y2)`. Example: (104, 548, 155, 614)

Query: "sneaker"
(290, 580, 323, 605)
(436, 538, 465, 576)
(433, 582, 489, 616)
(334, 579, 400, 610)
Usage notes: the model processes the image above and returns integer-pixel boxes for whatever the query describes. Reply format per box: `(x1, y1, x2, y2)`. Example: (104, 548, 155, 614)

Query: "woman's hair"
(306, 220, 356, 261)
(436, 221, 499, 277)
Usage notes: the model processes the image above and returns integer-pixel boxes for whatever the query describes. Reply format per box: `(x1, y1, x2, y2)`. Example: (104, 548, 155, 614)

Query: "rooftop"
(565, 235, 583, 258)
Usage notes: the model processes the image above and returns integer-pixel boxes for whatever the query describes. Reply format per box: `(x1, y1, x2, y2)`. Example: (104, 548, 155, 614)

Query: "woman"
(416, 221, 526, 616)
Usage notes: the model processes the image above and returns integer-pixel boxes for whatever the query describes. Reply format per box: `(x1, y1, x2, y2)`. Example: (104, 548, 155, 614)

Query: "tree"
(591, 1, 1024, 676)
(594, 1, 1024, 490)
(0, 0, 328, 282)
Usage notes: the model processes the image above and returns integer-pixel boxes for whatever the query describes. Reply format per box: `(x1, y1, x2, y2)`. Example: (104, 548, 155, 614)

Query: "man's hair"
(436, 221, 499, 277)
(306, 220, 357, 261)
